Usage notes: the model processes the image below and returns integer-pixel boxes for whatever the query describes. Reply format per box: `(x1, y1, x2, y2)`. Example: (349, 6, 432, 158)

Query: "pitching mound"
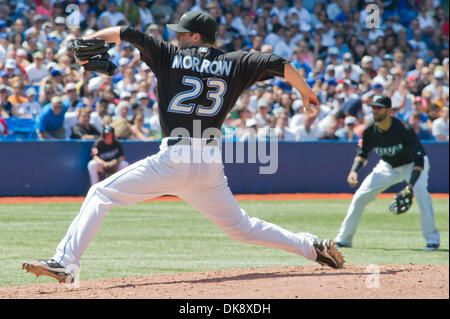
(1, 264, 447, 299)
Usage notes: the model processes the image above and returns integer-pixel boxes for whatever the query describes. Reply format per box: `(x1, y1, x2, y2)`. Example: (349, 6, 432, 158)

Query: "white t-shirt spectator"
(99, 10, 126, 27)
(418, 13, 435, 29)
(25, 63, 48, 83)
(271, 7, 288, 26)
(432, 117, 449, 140)
(273, 40, 295, 60)
(274, 127, 296, 141)
(287, 6, 311, 32)
(294, 124, 320, 141)
(264, 32, 281, 48)
(139, 7, 154, 27)
(17, 101, 41, 118)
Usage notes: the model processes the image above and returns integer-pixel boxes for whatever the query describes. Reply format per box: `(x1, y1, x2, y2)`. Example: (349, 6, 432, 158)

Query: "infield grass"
(0, 198, 448, 287)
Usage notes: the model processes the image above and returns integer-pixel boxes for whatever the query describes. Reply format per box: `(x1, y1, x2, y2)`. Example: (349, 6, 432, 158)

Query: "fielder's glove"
(389, 186, 414, 215)
(72, 38, 117, 76)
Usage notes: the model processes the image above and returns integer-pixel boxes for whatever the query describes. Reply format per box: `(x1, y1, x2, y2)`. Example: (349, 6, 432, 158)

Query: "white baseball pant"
(53, 138, 318, 270)
(335, 156, 440, 246)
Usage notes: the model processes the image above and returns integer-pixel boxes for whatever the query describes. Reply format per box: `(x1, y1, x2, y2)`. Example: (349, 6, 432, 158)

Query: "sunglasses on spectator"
(370, 105, 385, 110)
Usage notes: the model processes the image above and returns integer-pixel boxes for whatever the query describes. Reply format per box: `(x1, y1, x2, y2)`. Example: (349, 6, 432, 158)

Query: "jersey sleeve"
(120, 26, 176, 75)
(234, 51, 288, 91)
(404, 125, 426, 168)
(356, 128, 373, 160)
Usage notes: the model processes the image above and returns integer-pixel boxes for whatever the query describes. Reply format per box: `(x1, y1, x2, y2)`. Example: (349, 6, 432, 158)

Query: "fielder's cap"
(433, 68, 446, 79)
(25, 87, 37, 96)
(166, 11, 217, 42)
(344, 116, 356, 125)
(137, 92, 148, 100)
(369, 94, 391, 108)
(103, 125, 115, 135)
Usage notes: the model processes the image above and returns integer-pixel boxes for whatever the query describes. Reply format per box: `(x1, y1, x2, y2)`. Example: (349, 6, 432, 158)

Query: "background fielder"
(22, 11, 343, 283)
(335, 95, 440, 251)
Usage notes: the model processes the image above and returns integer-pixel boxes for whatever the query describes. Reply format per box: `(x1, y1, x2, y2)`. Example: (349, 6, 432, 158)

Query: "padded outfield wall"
(0, 141, 448, 196)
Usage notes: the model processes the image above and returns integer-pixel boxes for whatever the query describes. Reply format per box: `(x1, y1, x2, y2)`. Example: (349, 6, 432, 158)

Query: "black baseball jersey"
(120, 26, 287, 138)
(357, 117, 426, 168)
(91, 139, 124, 162)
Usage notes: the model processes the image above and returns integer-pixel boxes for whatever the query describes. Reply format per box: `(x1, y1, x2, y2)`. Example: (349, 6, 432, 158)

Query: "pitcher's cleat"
(314, 239, 345, 269)
(22, 259, 75, 284)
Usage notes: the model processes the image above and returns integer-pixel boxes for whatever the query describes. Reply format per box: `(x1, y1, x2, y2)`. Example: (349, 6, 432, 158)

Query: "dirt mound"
(1, 264, 447, 299)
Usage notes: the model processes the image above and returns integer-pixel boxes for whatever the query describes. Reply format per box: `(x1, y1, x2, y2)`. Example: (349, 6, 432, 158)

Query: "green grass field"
(0, 198, 448, 287)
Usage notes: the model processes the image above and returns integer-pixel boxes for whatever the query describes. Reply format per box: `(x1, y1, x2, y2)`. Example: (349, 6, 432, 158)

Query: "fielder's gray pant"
(335, 156, 440, 246)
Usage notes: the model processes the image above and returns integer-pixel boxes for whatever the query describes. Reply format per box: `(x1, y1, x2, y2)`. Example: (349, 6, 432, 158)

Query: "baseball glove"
(72, 38, 117, 76)
(389, 186, 414, 215)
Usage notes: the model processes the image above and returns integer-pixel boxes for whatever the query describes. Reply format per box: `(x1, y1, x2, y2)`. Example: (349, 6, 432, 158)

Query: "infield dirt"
(1, 264, 447, 299)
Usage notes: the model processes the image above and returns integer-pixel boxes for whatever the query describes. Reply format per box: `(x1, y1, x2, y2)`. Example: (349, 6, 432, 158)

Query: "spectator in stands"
(110, 100, 132, 140)
(295, 113, 320, 141)
(432, 106, 449, 141)
(409, 111, 434, 140)
(70, 107, 101, 140)
(8, 77, 27, 110)
(17, 87, 41, 119)
(36, 96, 67, 140)
(0, 84, 12, 118)
(423, 68, 449, 101)
(87, 125, 129, 185)
(336, 116, 357, 141)
(274, 111, 296, 141)
(99, 0, 126, 28)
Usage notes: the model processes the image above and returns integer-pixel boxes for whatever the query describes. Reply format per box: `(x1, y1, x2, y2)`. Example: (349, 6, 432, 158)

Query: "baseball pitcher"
(22, 12, 343, 284)
(334, 95, 440, 251)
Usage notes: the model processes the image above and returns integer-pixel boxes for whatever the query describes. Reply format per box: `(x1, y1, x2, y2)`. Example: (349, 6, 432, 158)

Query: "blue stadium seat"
(3, 117, 37, 138)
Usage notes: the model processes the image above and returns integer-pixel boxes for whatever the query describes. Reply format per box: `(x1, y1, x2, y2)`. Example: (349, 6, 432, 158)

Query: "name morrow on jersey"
(171, 54, 233, 77)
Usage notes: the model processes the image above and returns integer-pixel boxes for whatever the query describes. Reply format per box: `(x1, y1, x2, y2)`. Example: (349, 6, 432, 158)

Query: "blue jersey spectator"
(36, 96, 68, 139)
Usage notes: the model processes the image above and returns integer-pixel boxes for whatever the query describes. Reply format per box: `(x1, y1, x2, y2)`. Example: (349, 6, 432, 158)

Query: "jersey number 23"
(168, 76, 227, 117)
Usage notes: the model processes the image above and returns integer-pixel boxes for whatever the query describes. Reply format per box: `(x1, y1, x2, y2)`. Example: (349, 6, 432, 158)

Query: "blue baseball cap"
(0, 20, 7, 28)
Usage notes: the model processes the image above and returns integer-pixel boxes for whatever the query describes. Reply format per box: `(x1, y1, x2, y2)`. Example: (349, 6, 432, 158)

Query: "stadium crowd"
(0, 0, 448, 142)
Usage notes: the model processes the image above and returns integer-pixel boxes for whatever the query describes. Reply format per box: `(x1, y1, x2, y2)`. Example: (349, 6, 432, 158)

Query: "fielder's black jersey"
(357, 117, 426, 168)
(120, 26, 286, 138)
